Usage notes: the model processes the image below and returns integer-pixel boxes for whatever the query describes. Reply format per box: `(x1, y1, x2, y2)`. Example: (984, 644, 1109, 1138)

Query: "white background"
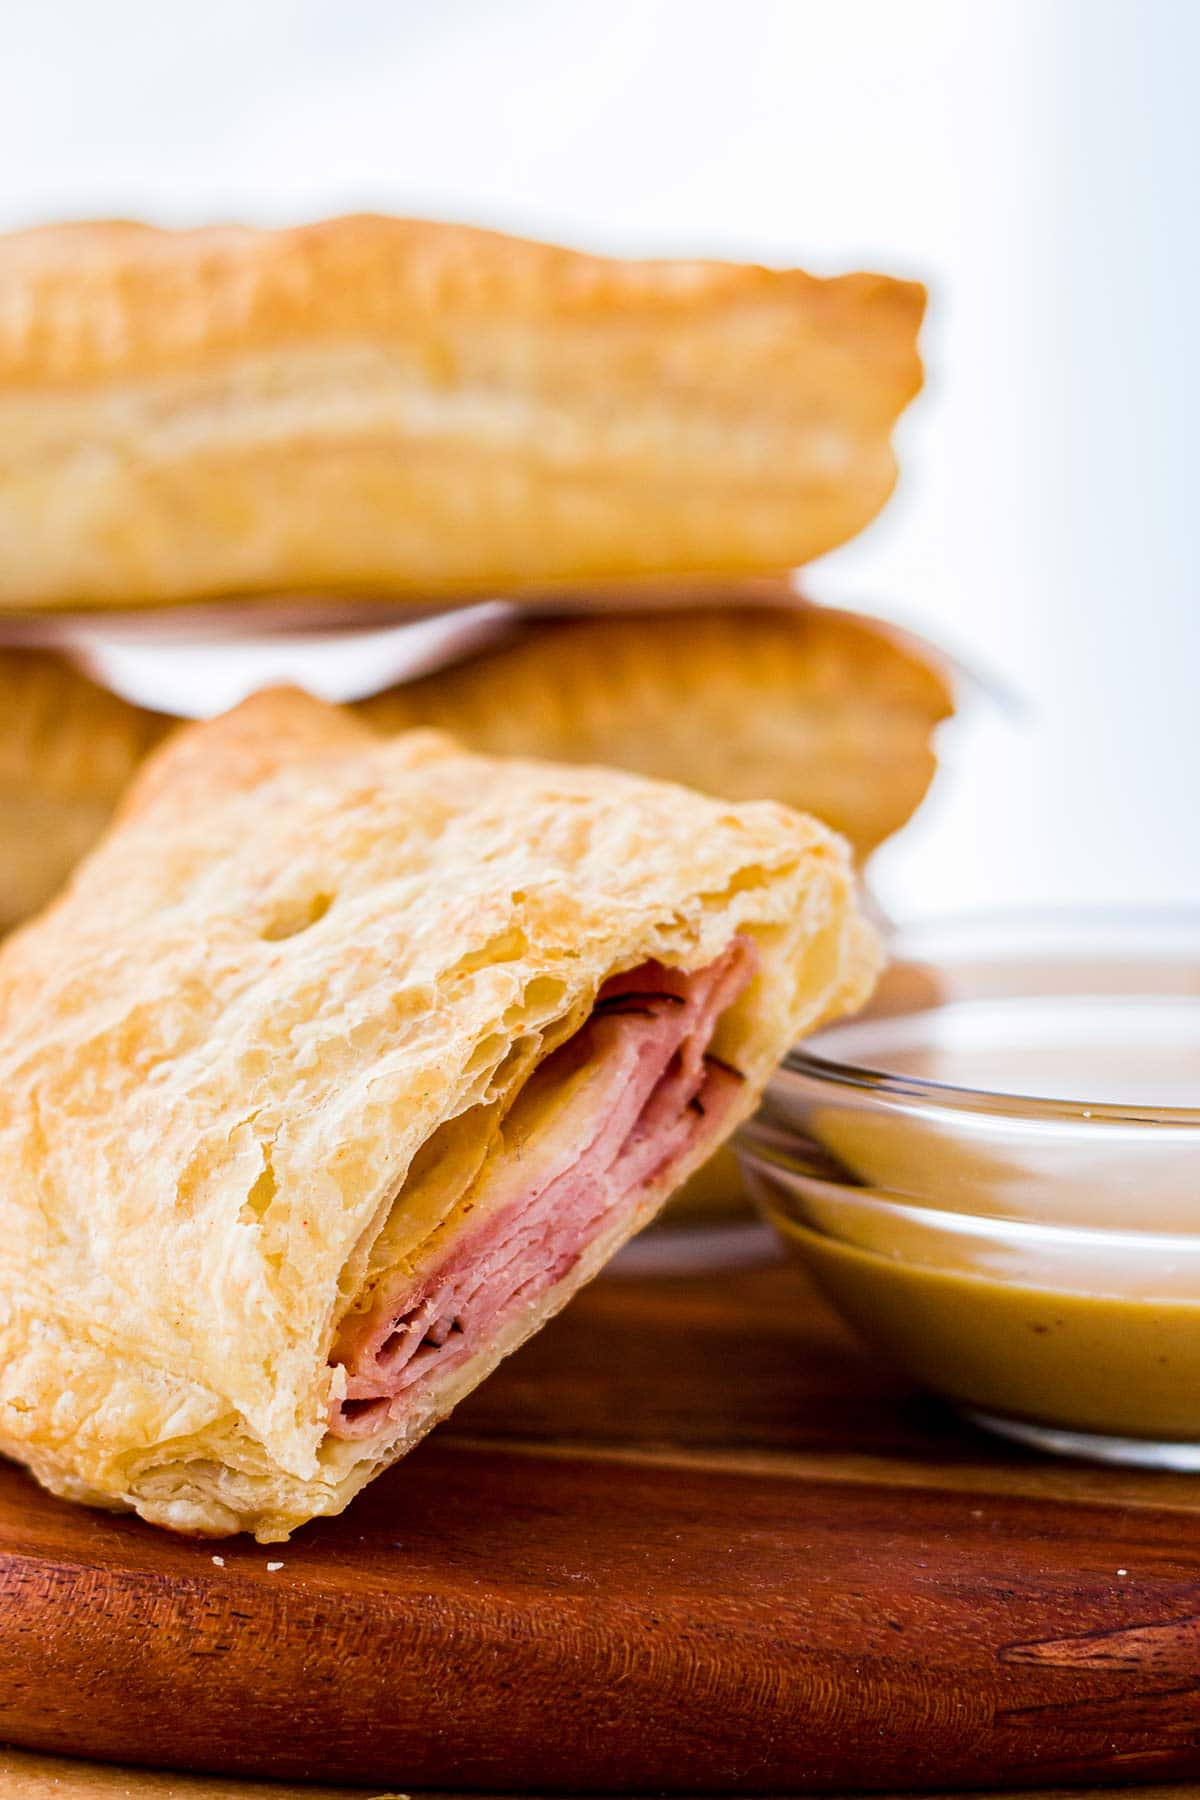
(2, 0, 1196, 919)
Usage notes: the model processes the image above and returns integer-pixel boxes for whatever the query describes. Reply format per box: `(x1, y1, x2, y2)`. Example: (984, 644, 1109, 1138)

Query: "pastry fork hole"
(261, 891, 335, 942)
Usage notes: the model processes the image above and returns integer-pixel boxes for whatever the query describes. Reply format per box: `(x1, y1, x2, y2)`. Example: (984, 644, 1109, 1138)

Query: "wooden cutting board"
(4, 1229, 1200, 1794)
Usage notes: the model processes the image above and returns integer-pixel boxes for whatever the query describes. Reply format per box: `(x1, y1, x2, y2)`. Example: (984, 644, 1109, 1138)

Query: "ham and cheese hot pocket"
(0, 689, 876, 1540)
(0, 215, 923, 610)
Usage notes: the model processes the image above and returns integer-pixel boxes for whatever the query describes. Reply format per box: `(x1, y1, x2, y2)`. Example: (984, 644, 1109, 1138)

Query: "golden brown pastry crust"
(0, 689, 877, 1538)
(0, 652, 169, 931)
(0, 215, 924, 609)
(361, 598, 954, 857)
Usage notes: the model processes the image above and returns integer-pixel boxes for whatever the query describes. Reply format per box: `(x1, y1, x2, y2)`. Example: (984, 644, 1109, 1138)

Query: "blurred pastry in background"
(0, 653, 168, 932)
(361, 595, 954, 861)
(0, 215, 923, 611)
(0, 598, 952, 938)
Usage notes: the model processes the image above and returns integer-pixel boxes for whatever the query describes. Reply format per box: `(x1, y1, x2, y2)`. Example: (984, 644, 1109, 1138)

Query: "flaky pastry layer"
(0, 689, 877, 1538)
(0, 215, 923, 609)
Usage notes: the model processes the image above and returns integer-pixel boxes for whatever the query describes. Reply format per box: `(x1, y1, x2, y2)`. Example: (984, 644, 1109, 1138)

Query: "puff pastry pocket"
(0, 689, 876, 1539)
(0, 651, 169, 932)
(362, 598, 955, 858)
(0, 216, 923, 609)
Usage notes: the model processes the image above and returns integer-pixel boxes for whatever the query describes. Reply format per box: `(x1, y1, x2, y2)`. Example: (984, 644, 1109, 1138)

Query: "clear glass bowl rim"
(781, 904, 1200, 1130)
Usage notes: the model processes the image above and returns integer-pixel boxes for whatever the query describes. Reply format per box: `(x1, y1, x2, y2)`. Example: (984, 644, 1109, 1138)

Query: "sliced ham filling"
(328, 937, 755, 1439)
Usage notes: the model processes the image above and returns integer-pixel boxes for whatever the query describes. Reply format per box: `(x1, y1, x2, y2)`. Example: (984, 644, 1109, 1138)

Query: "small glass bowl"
(737, 909, 1200, 1469)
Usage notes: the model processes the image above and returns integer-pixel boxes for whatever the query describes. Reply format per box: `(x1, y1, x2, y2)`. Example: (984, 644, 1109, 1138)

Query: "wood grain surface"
(4, 1230, 1200, 1794)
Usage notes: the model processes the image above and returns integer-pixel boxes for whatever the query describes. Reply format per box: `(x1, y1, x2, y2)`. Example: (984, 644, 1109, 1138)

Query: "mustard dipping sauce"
(745, 982, 1200, 1448)
(775, 1219, 1200, 1439)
